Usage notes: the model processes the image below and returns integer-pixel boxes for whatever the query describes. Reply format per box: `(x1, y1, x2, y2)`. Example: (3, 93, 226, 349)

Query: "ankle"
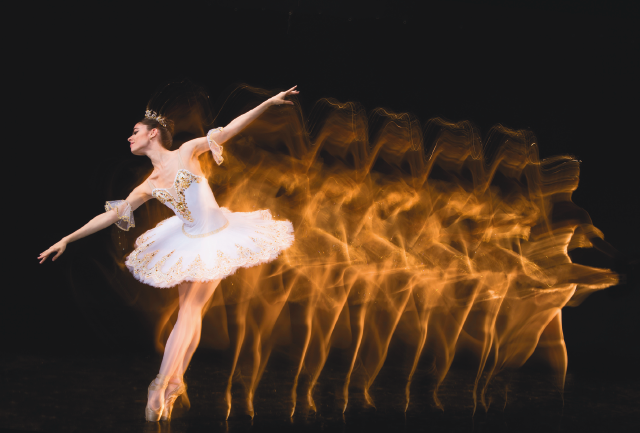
(169, 376, 182, 385)
(149, 373, 170, 391)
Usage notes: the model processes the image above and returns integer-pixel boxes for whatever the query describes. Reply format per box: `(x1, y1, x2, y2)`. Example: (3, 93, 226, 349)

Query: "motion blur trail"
(107, 85, 618, 416)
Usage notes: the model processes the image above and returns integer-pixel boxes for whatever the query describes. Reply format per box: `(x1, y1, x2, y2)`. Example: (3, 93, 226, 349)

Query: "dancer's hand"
(270, 85, 299, 106)
(39, 239, 68, 264)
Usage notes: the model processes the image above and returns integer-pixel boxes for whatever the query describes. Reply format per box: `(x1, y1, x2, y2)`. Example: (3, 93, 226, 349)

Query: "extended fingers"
(39, 252, 49, 264)
(38, 248, 55, 263)
(272, 87, 299, 106)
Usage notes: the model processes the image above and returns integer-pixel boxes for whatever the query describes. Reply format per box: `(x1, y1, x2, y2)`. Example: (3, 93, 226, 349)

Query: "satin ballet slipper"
(160, 381, 188, 421)
(145, 374, 170, 422)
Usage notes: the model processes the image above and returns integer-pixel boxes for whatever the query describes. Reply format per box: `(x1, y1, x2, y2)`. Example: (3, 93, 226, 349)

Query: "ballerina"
(38, 84, 299, 421)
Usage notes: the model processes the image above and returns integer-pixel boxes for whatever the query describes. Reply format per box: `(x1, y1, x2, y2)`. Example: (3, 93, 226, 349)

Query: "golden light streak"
(103, 85, 619, 417)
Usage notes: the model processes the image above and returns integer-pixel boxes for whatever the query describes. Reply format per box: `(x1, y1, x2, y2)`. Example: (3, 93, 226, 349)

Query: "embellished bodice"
(152, 169, 229, 236)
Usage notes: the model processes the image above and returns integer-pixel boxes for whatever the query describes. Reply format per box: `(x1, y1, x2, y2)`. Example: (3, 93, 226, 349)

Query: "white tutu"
(114, 149, 295, 288)
(125, 207, 294, 288)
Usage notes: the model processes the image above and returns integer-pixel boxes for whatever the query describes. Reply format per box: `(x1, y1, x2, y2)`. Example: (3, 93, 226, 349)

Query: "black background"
(11, 0, 640, 373)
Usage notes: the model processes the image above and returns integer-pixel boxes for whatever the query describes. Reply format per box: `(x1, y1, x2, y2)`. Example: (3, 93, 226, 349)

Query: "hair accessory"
(145, 110, 168, 128)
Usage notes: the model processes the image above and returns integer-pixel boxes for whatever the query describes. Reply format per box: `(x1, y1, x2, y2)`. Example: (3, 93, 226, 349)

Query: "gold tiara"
(145, 110, 167, 128)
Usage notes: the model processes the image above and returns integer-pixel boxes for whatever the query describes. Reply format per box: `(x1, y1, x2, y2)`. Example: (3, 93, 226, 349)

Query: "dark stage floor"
(2, 349, 638, 433)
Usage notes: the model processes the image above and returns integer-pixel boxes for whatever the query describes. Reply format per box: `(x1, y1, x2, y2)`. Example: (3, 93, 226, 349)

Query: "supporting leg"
(535, 310, 568, 390)
(146, 279, 220, 416)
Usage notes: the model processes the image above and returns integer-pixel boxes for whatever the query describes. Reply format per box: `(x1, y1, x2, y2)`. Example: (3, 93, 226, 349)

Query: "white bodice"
(151, 169, 229, 236)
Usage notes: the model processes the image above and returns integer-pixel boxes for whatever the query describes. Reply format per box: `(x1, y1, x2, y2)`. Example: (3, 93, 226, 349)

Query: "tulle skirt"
(125, 208, 295, 288)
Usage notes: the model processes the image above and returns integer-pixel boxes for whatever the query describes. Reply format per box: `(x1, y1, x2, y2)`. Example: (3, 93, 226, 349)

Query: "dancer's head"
(128, 116, 175, 154)
(129, 79, 213, 155)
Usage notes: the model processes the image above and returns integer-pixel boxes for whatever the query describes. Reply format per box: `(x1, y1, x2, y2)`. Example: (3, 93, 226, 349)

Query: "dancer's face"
(128, 123, 155, 155)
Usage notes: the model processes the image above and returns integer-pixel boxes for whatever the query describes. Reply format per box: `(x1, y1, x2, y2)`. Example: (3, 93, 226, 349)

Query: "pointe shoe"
(160, 381, 188, 421)
(145, 374, 170, 421)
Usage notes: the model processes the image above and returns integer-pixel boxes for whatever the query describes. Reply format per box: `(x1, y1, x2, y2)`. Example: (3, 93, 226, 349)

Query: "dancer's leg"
(172, 308, 212, 381)
(147, 279, 220, 411)
(171, 280, 220, 381)
(163, 279, 220, 376)
(534, 310, 568, 389)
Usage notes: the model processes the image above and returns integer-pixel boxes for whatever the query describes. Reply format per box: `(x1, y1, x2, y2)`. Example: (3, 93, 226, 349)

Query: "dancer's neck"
(146, 146, 174, 171)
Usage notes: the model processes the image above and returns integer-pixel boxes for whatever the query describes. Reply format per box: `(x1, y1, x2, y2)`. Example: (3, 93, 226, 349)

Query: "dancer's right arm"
(38, 183, 151, 264)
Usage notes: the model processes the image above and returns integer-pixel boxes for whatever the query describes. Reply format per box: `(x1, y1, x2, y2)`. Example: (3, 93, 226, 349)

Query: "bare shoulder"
(138, 177, 155, 194)
(124, 180, 154, 212)
(131, 179, 154, 199)
(178, 137, 208, 160)
(180, 138, 203, 155)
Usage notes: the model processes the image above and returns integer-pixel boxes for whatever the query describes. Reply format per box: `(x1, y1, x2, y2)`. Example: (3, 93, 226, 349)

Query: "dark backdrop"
(11, 1, 639, 372)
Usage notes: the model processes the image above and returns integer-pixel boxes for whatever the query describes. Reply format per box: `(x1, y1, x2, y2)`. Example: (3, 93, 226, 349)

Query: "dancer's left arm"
(181, 86, 299, 158)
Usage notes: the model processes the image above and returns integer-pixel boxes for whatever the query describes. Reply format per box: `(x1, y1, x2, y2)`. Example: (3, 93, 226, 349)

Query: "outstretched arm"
(182, 86, 299, 158)
(38, 183, 151, 263)
(576, 211, 625, 260)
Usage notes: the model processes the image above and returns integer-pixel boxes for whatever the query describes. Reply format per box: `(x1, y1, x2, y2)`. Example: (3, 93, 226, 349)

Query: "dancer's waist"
(181, 208, 229, 238)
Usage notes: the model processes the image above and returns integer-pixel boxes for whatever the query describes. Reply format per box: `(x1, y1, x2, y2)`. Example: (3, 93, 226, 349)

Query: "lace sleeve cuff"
(207, 127, 224, 165)
(105, 200, 135, 231)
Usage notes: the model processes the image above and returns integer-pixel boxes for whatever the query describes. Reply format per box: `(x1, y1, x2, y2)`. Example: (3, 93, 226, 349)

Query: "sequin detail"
(152, 170, 202, 222)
